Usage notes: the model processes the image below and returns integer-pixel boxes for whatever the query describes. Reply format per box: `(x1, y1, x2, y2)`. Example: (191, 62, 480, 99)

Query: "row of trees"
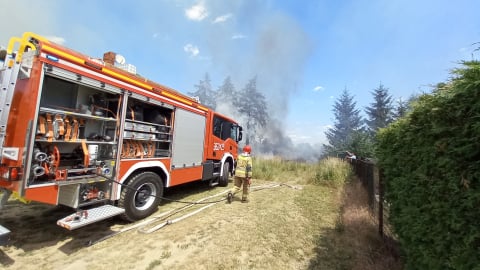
(323, 84, 414, 159)
(325, 41, 479, 159)
(188, 73, 324, 161)
(187, 73, 268, 145)
(189, 73, 414, 161)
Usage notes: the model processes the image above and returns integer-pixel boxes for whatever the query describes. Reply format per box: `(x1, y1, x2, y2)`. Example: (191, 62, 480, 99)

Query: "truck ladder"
(0, 53, 21, 160)
(0, 49, 23, 245)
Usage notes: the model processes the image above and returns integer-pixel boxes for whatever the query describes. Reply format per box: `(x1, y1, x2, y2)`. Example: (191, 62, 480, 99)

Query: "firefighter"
(227, 145, 253, 203)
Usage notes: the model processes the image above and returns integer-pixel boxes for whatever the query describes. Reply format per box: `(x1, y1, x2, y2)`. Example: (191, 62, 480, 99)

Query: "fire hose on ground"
(87, 182, 301, 246)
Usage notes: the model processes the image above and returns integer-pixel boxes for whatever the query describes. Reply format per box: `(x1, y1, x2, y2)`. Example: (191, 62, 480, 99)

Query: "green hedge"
(376, 61, 480, 270)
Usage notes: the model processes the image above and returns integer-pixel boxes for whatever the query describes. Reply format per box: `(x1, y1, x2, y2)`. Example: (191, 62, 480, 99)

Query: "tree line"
(188, 72, 418, 161)
(187, 73, 268, 146)
(323, 84, 418, 159)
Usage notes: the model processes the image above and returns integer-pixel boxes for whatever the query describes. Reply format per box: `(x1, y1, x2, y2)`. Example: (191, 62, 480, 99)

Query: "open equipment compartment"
(121, 94, 173, 159)
(30, 74, 121, 186)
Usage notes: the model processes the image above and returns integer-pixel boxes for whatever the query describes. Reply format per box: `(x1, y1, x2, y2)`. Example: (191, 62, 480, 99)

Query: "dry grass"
(332, 179, 403, 270)
(253, 156, 351, 187)
(0, 158, 402, 270)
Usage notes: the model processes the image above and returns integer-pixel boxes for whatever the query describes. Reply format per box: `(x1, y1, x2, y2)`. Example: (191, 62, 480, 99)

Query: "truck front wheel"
(218, 162, 230, 187)
(119, 172, 163, 222)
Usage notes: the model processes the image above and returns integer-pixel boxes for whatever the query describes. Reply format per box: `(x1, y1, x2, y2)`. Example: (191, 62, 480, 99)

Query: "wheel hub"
(134, 183, 156, 209)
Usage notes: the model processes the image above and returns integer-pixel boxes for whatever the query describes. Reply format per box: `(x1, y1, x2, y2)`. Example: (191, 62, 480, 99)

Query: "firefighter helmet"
(243, 145, 251, 154)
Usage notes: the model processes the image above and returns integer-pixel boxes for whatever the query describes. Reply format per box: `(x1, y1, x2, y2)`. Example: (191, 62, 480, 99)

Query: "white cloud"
(313, 85, 324, 92)
(45, 35, 66, 45)
(152, 33, 170, 41)
(231, 34, 247, 40)
(185, 1, 208, 21)
(213, 13, 232, 24)
(184, 44, 199, 57)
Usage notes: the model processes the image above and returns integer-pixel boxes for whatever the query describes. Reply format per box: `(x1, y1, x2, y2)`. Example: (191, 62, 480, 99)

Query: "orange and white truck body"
(0, 32, 242, 242)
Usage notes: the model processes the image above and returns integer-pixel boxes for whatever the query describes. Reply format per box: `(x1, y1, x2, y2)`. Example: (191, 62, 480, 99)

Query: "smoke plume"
(208, 2, 317, 161)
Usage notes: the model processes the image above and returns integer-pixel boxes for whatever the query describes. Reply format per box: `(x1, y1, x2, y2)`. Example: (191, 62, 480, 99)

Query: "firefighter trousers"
(230, 176, 250, 200)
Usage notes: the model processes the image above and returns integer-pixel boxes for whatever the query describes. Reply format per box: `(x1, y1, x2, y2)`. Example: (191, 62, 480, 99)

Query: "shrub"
(376, 61, 480, 269)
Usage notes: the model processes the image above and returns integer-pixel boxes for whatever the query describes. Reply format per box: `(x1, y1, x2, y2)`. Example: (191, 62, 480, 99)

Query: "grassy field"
(0, 157, 402, 270)
(250, 157, 403, 270)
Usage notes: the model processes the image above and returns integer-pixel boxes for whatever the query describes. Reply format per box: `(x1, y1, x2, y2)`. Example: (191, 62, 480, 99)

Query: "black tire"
(119, 172, 163, 222)
(218, 162, 230, 187)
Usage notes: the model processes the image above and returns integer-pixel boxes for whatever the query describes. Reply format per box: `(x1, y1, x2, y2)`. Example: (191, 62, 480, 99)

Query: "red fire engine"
(0, 32, 242, 243)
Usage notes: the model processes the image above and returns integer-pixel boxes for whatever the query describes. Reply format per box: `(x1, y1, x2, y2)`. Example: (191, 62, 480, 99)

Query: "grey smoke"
(207, 3, 317, 161)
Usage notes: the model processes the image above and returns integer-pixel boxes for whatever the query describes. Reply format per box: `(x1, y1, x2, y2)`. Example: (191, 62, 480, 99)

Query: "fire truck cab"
(0, 32, 242, 244)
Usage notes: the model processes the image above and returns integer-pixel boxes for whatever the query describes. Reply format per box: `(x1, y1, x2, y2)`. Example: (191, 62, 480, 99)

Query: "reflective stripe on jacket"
(235, 153, 252, 178)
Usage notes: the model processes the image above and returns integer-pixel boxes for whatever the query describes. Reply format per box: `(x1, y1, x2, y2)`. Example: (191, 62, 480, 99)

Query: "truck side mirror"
(238, 126, 243, 142)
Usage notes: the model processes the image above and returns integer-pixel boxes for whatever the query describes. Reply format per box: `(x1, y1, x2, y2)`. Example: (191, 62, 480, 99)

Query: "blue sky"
(1, 0, 479, 147)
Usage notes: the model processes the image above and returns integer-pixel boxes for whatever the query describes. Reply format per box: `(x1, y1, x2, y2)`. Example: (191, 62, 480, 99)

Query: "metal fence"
(351, 159, 388, 237)
(352, 159, 402, 261)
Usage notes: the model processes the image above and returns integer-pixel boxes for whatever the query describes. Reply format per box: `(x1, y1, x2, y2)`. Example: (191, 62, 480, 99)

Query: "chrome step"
(57, 205, 125, 230)
(209, 176, 219, 187)
(0, 225, 11, 245)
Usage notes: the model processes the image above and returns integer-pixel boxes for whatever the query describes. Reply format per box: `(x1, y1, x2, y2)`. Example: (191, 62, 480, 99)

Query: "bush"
(376, 61, 480, 269)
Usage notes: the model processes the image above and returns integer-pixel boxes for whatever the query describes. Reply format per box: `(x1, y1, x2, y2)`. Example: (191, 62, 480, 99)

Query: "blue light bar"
(46, 55, 59, 62)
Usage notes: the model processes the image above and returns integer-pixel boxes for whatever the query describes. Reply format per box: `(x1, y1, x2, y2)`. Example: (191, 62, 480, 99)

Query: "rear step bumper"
(57, 205, 125, 230)
(0, 225, 11, 246)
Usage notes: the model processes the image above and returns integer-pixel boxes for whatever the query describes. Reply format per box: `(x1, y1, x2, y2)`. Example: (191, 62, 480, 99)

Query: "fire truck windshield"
(213, 115, 242, 142)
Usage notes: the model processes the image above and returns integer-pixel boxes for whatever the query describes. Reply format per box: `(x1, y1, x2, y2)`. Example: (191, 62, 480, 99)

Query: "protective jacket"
(234, 153, 252, 178)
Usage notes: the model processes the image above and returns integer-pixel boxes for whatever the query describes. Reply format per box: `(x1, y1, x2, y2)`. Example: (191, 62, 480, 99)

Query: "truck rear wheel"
(218, 162, 230, 187)
(119, 172, 163, 222)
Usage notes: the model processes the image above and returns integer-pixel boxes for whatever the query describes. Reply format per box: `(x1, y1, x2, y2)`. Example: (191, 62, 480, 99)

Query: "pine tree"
(188, 73, 217, 109)
(393, 97, 408, 119)
(216, 76, 238, 107)
(236, 76, 268, 144)
(393, 93, 422, 120)
(365, 83, 394, 134)
(324, 88, 363, 156)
